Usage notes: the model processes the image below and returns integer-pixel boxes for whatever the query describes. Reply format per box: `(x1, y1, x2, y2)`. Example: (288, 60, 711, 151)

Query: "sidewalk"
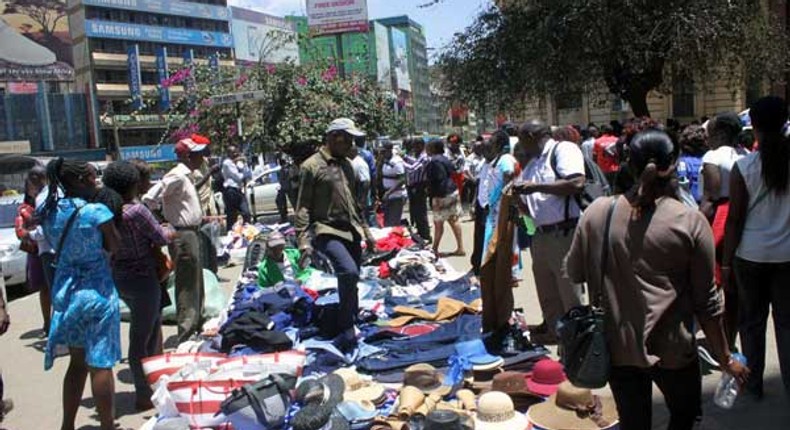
(1, 222, 787, 429)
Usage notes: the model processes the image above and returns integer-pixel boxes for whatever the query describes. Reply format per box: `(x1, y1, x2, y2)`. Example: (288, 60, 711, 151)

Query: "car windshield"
(0, 202, 18, 228)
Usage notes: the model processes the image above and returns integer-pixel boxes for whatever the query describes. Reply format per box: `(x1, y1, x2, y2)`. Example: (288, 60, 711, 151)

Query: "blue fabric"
(225, 282, 313, 329)
(384, 277, 480, 312)
(484, 155, 516, 255)
(42, 198, 121, 370)
(678, 155, 703, 202)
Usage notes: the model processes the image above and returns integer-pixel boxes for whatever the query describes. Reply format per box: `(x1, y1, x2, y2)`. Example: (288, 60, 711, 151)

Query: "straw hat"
(474, 391, 529, 430)
(334, 368, 386, 404)
(527, 382, 619, 430)
(403, 363, 452, 396)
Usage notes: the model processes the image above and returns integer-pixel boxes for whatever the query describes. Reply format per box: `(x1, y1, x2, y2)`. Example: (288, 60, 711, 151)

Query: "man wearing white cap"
(296, 118, 377, 352)
(143, 134, 207, 342)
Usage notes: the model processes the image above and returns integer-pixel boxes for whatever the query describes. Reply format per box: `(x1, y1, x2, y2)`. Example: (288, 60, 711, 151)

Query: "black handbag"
(219, 373, 297, 430)
(557, 197, 617, 389)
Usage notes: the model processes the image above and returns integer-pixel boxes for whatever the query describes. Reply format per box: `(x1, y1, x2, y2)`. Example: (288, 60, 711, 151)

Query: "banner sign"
(120, 144, 177, 163)
(83, 0, 230, 21)
(306, 0, 369, 36)
(127, 44, 143, 110)
(374, 22, 391, 89)
(210, 90, 266, 105)
(209, 52, 219, 74)
(391, 28, 411, 92)
(155, 46, 171, 111)
(230, 7, 299, 64)
(0, 63, 74, 82)
(85, 20, 233, 47)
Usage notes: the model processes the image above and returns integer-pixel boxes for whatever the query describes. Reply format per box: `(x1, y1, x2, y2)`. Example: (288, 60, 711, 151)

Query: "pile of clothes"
(140, 224, 620, 430)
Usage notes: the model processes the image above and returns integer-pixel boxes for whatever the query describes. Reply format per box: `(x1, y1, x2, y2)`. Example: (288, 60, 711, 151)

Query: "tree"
(439, 0, 789, 117)
(3, 0, 66, 38)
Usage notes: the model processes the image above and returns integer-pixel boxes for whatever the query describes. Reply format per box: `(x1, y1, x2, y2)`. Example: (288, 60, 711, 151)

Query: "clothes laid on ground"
(388, 297, 482, 327)
(257, 249, 314, 288)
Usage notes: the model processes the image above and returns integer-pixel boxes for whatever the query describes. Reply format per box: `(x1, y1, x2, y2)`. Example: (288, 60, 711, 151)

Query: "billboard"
(82, 0, 230, 21)
(391, 28, 411, 92)
(0, 1, 74, 81)
(230, 7, 299, 65)
(120, 144, 176, 163)
(306, 0, 368, 36)
(373, 22, 391, 89)
(341, 32, 369, 76)
(85, 20, 233, 47)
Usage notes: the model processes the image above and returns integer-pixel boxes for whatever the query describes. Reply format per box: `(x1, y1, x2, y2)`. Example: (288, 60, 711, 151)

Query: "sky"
(228, 0, 488, 55)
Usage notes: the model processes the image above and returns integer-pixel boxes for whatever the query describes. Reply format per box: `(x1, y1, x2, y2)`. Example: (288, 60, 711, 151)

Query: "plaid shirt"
(113, 203, 169, 279)
(404, 152, 430, 187)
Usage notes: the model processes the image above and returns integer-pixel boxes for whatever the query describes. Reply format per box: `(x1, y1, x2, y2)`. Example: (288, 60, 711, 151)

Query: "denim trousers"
(314, 235, 361, 333)
(170, 229, 204, 343)
(114, 273, 162, 399)
(609, 361, 702, 430)
(408, 187, 431, 242)
(735, 257, 790, 396)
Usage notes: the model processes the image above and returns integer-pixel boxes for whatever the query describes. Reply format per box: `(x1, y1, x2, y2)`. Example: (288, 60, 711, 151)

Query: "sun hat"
(266, 231, 286, 248)
(295, 373, 345, 409)
(525, 359, 567, 397)
(334, 368, 386, 404)
(454, 339, 503, 368)
(327, 118, 366, 137)
(174, 134, 210, 156)
(474, 391, 529, 430)
(527, 382, 619, 430)
(425, 410, 463, 430)
(403, 363, 452, 396)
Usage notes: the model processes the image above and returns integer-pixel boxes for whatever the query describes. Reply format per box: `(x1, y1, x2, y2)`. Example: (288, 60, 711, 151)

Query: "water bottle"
(714, 353, 747, 409)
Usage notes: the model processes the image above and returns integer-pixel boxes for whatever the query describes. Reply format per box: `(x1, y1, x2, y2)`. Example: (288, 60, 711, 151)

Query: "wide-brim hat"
(527, 382, 619, 430)
(334, 368, 386, 404)
(403, 363, 452, 396)
(474, 391, 529, 430)
(525, 359, 567, 397)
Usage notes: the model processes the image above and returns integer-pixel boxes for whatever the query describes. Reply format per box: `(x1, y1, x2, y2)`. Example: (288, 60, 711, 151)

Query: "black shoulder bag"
(52, 203, 85, 269)
(557, 197, 617, 389)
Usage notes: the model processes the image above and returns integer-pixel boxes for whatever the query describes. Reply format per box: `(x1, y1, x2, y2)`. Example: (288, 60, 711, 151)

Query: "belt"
(175, 225, 199, 231)
(535, 218, 579, 234)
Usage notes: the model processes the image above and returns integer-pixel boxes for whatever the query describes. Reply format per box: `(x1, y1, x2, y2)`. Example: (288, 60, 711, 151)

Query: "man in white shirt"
(349, 146, 372, 223)
(513, 120, 586, 344)
(143, 135, 207, 342)
(221, 144, 252, 226)
(469, 138, 494, 275)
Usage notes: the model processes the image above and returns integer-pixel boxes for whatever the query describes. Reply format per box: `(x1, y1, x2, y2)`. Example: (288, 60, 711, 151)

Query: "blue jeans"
(314, 235, 362, 333)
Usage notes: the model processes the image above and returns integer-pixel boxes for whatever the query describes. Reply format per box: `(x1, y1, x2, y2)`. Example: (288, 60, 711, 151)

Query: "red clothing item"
(593, 135, 620, 174)
(712, 202, 730, 286)
(375, 227, 415, 251)
(15, 202, 38, 254)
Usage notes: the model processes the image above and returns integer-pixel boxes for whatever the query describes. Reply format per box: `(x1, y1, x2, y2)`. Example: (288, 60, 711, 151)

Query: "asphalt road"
(1, 218, 787, 429)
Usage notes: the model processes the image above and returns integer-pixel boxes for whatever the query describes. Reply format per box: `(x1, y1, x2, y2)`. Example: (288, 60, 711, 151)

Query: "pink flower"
(321, 65, 338, 82)
(235, 74, 248, 88)
(351, 85, 360, 96)
(189, 109, 200, 118)
(297, 76, 308, 86)
(228, 124, 238, 138)
(266, 64, 277, 75)
(201, 98, 214, 107)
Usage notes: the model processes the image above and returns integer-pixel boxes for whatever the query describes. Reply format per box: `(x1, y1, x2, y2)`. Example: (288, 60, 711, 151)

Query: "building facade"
(67, 0, 235, 149)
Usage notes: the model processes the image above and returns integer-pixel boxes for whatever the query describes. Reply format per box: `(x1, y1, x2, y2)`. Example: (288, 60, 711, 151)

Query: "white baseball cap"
(326, 118, 366, 137)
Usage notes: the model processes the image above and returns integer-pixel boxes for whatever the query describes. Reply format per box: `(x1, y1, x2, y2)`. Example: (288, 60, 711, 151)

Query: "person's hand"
(512, 181, 535, 195)
(0, 307, 10, 336)
(209, 164, 221, 174)
(723, 355, 750, 387)
(298, 247, 313, 270)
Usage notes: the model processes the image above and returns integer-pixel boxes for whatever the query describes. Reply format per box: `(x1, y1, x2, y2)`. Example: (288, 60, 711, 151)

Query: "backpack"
(549, 141, 611, 215)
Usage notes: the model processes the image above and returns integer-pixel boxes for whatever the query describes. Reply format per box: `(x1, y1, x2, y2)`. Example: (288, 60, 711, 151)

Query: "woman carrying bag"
(565, 130, 748, 430)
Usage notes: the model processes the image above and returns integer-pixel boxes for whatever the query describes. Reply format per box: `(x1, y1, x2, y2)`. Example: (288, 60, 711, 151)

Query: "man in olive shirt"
(296, 118, 376, 351)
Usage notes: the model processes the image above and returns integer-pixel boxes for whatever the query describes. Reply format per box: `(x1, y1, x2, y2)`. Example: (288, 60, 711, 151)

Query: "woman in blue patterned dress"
(40, 158, 121, 430)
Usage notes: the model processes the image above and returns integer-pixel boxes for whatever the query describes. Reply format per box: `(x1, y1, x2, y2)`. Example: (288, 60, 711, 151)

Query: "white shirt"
(351, 155, 371, 183)
(143, 163, 203, 228)
(735, 152, 790, 263)
(382, 155, 407, 200)
(581, 138, 596, 161)
(701, 146, 748, 198)
(477, 154, 517, 209)
(522, 139, 586, 226)
(222, 158, 249, 190)
(465, 153, 486, 181)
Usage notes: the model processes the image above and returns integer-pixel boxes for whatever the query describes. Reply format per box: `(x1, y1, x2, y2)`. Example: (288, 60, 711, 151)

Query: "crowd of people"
(0, 94, 788, 429)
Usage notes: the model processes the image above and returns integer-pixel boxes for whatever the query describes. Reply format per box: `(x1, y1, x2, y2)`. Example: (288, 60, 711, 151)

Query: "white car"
(215, 165, 283, 221)
(0, 195, 27, 287)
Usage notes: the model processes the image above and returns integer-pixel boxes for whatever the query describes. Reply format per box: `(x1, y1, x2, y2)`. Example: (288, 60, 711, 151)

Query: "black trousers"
(314, 235, 362, 332)
(470, 202, 489, 276)
(276, 188, 289, 224)
(735, 257, 790, 397)
(609, 361, 702, 430)
(408, 186, 431, 242)
(223, 187, 251, 226)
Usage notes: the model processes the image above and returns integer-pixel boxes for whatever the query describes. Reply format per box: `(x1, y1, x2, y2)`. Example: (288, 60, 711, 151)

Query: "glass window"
(672, 76, 695, 118)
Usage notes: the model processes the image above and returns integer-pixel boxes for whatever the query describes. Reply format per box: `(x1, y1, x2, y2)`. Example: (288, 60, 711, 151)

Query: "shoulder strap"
(54, 203, 85, 265)
(549, 141, 575, 221)
(595, 197, 618, 308)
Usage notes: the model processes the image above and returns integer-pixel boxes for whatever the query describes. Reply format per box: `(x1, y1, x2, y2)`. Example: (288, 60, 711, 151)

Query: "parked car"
(214, 165, 283, 222)
(0, 195, 26, 287)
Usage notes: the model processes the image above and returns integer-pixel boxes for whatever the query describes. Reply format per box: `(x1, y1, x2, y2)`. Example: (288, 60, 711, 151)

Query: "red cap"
(525, 358, 567, 397)
(175, 133, 210, 156)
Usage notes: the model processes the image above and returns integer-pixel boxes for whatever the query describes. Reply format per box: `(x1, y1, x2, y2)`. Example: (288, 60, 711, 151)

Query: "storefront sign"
(82, 0, 230, 20)
(128, 44, 143, 110)
(0, 141, 31, 155)
(306, 0, 369, 36)
(85, 20, 233, 48)
(6, 83, 39, 94)
(0, 62, 74, 82)
(210, 90, 266, 105)
(120, 144, 176, 162)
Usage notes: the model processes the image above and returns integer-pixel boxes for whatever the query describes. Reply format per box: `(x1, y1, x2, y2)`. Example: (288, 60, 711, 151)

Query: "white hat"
(474, 391, 529, 430)
(326, 118, 366, 137)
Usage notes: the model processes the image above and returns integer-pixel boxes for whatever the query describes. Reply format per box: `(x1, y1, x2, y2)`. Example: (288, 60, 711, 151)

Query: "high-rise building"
(67, 0, 235, 149)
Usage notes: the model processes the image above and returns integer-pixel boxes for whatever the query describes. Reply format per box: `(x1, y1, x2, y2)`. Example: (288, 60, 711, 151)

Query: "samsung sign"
(86, 20, 233, 48)
(82, 0, 230, 21)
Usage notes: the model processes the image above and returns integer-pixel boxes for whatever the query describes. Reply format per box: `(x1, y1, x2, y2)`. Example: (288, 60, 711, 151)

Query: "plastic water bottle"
(714, 353, 747, 409)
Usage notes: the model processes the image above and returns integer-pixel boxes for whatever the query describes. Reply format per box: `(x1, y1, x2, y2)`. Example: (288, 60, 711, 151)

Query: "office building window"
(556, 93, 583, 110)
(672, 76, 695, 118)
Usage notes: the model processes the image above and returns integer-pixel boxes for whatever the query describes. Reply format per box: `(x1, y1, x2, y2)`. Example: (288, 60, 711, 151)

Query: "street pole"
(336, 34, 345, 79)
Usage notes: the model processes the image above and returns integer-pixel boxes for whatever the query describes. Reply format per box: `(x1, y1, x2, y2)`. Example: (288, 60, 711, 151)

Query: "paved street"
(1, 219, 787, 429)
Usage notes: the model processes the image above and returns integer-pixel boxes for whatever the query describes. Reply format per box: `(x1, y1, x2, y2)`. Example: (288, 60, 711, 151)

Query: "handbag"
(168, 378, 255, 428)
(219, 373, 297, 430)
(141, 352, 227, 387)
(557, 197, 617, 389)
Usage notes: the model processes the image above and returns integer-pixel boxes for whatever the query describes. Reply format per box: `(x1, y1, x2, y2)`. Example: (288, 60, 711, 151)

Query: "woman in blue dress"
(40, 158, 121, 430)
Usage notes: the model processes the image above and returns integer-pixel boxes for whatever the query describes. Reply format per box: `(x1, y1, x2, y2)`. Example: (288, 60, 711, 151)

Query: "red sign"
(7, 82, 39, 94)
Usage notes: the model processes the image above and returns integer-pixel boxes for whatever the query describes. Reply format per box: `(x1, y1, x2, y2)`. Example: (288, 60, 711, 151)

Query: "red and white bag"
(142, 352, 227, 387)
(215, 351, 306, 376)
(167, 379, 255, 429)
